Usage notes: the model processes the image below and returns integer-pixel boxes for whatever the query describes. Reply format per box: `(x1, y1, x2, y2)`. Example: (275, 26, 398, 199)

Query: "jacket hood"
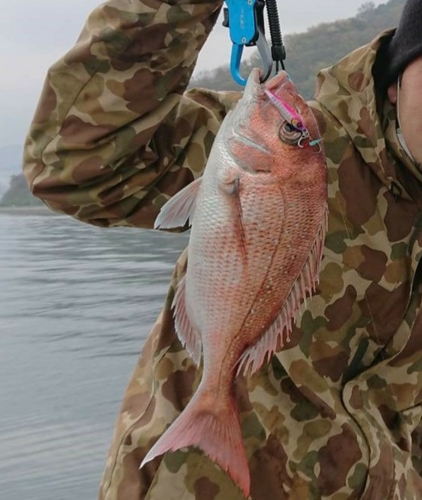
(314, 29, 414, 200)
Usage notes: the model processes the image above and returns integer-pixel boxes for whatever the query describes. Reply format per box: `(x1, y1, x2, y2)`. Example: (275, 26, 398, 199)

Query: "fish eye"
(279, 121, 303, 145)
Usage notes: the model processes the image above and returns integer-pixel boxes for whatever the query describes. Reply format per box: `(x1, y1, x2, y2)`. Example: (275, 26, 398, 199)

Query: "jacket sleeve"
(23, 0, 241, 228)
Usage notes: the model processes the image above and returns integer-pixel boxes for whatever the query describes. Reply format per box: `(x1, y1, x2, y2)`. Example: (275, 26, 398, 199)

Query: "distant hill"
(1, 0, 405, 207)
(0, 173, 43, 207)
(0, 142, 43, 207)
(0, 144, 24, 196)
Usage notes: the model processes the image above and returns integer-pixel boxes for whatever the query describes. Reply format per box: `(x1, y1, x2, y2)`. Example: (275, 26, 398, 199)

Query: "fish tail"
(140, 388, 250, 496)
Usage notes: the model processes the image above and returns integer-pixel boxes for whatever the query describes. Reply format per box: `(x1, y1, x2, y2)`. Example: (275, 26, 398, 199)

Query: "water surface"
(0, 211, 189, 499)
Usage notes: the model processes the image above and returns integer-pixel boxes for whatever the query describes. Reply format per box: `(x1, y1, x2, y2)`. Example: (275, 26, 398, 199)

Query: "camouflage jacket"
(23, 1, 422, 499)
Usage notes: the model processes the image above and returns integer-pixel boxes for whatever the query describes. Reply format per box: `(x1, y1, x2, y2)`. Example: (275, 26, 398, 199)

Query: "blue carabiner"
(223, 0, 272, 86)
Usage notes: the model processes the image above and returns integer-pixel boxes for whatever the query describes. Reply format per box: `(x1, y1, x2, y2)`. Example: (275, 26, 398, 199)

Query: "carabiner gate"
(223, 0, 273, 86)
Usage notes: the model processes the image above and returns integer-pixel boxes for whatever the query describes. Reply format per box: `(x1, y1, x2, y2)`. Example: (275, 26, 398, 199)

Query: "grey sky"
(2, 0, 389, 148)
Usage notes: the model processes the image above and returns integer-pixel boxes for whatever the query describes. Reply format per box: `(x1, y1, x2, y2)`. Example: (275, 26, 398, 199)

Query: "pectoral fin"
(218, 174, 247, 263)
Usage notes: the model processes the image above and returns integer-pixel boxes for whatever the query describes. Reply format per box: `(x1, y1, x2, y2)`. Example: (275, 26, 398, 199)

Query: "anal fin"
(173, 276, 202, 365)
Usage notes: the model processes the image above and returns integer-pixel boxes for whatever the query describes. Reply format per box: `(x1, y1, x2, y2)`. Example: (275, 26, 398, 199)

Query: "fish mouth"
(244, 68, 263, 99)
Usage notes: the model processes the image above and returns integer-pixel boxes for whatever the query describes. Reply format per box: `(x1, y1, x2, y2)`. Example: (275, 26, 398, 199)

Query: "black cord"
(266, 0, 286, 71)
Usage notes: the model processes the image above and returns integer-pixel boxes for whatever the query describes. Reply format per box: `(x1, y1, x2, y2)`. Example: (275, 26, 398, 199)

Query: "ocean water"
(0, 211, 188, 499)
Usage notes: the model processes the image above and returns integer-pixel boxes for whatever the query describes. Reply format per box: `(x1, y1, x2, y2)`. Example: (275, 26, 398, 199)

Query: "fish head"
(224, 68, 326, 186)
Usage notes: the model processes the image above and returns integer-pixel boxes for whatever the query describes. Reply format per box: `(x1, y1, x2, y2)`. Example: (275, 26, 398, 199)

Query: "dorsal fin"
(237, 207, 328, 376)
(154, 177, 202, 229)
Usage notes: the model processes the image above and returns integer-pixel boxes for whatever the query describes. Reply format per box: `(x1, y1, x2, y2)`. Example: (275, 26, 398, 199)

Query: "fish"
(140, 68, 328, 497)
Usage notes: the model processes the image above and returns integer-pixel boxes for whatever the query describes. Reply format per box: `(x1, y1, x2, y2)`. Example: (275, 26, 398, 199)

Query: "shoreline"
(0, 205, 55, 216)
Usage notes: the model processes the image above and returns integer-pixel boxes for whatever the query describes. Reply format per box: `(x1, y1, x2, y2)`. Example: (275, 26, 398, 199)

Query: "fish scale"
(141, 68, 328, 497)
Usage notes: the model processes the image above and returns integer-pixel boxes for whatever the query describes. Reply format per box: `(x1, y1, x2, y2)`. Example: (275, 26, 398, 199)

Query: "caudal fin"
(140, 391, 250, 497)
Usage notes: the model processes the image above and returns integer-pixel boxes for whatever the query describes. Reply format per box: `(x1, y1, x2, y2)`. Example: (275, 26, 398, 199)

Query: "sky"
(1, 0, 389, 148)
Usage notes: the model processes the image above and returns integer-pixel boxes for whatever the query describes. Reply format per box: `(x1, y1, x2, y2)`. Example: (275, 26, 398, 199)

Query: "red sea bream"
(141, 68, 328, 497)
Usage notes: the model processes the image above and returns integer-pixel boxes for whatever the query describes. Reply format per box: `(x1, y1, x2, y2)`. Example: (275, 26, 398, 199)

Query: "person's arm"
(23, 0, 241, 228)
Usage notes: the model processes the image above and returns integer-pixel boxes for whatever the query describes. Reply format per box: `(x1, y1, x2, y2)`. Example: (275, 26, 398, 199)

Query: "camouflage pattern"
(22, 0, 422, 498)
